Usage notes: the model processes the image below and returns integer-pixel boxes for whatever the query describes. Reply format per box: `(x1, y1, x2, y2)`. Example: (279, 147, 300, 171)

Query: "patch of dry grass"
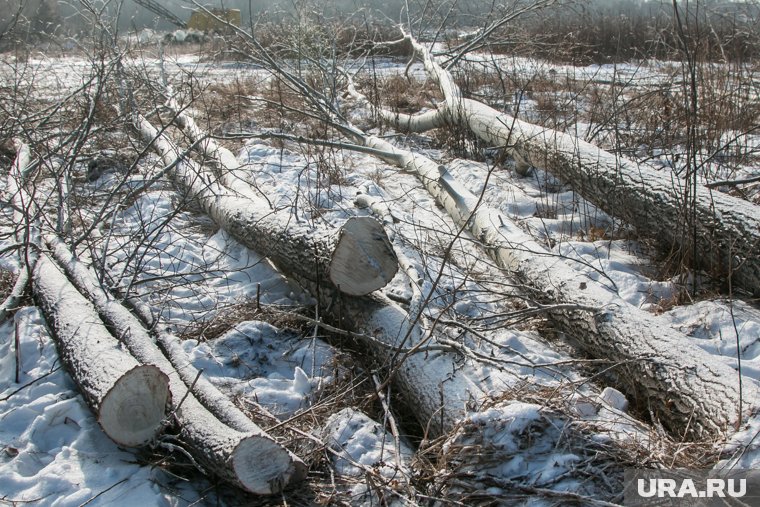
(0, 269, 16, 302)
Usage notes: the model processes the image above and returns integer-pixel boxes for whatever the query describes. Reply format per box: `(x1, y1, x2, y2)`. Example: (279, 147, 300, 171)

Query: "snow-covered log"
(345, 118, 759, 437)
(11, 137, 304, 493)
(131, 114, 494, 437)
(137, 115, 398, 297)
(168, 100, 261, 200)
(45, 236, 307, 494)
(375, 33, 760, 295)
(31, 254, 171, 447)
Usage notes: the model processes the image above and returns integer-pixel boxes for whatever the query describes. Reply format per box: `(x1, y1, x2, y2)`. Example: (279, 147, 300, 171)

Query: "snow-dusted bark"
(11, 136, 303, 493)
(31, 254, 171, 447)
(340, 81, 759, 436)
(374, 138, 757, 437)
(376, 34, 760, 295)
(132, 114, 498, 437)
(137, 114, 398, 297)
(156, 68, 474, 440)
(1, 142, 37, 323)
(46, 236, 307, 494)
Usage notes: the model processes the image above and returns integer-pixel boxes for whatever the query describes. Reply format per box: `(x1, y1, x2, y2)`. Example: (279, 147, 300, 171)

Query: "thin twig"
(77, 478, 129, 507)
(0, 367, 61, 402)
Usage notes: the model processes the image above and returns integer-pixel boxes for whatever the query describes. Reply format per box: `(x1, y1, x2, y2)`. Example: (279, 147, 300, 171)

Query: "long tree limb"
(344, 82, 758, 438)
(136, 113, 398, 297)
(373, 31, 760, 295)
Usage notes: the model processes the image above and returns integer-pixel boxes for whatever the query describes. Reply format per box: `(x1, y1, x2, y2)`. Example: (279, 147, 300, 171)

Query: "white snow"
(1, 46, 759, 505)
(182, 321, 337, 417)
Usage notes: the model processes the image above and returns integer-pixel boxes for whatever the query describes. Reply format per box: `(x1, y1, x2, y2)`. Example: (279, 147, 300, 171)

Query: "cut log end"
(232, 435, 308, 494)
(98, 364, 170, 447)
(330, 216, 398, 296)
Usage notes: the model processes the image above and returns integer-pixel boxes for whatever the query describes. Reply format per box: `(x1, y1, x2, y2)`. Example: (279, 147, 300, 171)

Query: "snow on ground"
(183, 320, 338, 418)
(321, 408, 414, 505)
(0, 308, 207, 506)
(1, 48, 760, 505)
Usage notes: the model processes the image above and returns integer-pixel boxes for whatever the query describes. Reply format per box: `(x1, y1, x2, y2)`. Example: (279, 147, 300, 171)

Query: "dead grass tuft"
(373, 74, 440, 115)
(417, 382, 718, 504)
(0, 269, 17, 303)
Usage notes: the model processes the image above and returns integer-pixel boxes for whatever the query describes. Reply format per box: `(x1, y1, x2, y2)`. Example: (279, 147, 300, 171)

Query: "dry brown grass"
(373, 74, 441, 115)
(0, 269, 16, 302)
(415, 382, 719, 506)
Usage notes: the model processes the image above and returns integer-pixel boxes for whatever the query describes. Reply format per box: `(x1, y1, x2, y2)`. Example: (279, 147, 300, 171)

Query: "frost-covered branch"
(367, 30, 760, 295)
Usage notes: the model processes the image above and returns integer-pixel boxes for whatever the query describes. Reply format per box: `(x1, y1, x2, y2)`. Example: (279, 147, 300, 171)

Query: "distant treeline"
(494, 0, 760, 63)
(2, 0, 759, 64)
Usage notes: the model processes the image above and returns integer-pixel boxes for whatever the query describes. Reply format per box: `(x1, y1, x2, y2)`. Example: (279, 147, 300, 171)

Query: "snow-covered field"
(1, 43, 759, 506)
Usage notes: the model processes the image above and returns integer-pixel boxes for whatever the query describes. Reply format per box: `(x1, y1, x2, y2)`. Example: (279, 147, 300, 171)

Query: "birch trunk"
(32, 254, 171, 447)
(45, 235, 307, 494)
(379, 34, 760, 295)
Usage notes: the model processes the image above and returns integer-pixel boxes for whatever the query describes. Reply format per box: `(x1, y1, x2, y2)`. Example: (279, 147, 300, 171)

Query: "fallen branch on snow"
(347, 47, 759, 438)
(369, 30, 760, 296)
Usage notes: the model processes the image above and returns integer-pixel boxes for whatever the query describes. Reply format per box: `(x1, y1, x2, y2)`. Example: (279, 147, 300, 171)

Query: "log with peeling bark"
(32, 254, 171, 447)
(45, 235, 307, 494)
(139, 114, 398, 297)
(373, 33, 760, 295)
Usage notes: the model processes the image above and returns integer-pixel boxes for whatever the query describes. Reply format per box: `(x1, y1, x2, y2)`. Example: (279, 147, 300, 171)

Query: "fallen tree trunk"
(365, 135, 758, 437)
(166, 88, 755, 438)
(375, 33, 760, 295)
(32, 253, 171, 447)
(11, 137, 305, 493)
(140, 115, 398, 297)
(46, 235, 307, 494)
(132, 113, 494, 437)
(350, 84, 757, 437)
(12, 143, 170, 447)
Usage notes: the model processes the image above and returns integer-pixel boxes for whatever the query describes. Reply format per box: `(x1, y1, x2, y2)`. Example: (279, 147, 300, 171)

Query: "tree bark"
(2, 141, 37, 324)
(377, 33, 760, 295)
(139, 114, 398, 297)
(12, 137, 305, 493)
(31, 253, 171, 447)
(349, 78, 760, 438)
(132, 113, 498, 438)
(45, 235, 307, 494)
(13, 143, 171, 448)
(401, 152, 758, 438)
(350, 84, 758, 437)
